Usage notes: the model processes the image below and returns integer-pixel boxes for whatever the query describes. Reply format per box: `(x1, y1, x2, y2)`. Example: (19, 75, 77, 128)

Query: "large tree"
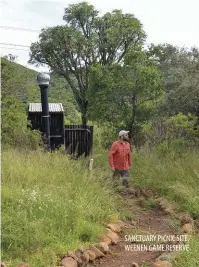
(87, 46, 163, 140)
(29, 1, 146, 124)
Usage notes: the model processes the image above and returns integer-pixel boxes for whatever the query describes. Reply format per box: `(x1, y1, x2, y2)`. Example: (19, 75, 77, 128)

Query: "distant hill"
(1, 58, 81, 123)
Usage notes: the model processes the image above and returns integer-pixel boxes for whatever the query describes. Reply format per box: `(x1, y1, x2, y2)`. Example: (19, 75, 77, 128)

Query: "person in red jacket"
(109, 130, 131, 189)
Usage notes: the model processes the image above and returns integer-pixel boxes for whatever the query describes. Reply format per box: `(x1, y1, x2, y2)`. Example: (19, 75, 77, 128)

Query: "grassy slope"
(1, 58, 40, 103)
(131, 149, 199, 267)
(1, 149, 117, 267)
(2, 147, 199, 267)
(132, 148, 199, 218)
(95, 146, 199, 267)
(1, 59, 199, 266)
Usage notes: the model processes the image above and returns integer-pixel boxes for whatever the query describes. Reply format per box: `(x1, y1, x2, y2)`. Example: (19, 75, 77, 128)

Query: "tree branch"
(137, 97, 154, 106)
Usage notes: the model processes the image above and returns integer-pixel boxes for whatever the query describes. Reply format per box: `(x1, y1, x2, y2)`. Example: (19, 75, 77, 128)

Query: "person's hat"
(119, 130, 129, 137)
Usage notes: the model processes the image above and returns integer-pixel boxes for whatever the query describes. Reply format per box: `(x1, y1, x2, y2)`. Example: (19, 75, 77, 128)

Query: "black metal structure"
(28, 103, 65, 150)
(28, 103, 93, 156)
(37, 73, 51, 149)
(64, 125, 93, 157)
(40, 84, 50, 148)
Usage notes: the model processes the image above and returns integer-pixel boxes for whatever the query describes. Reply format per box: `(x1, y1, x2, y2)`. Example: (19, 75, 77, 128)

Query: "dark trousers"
(113, 169, 129, 187)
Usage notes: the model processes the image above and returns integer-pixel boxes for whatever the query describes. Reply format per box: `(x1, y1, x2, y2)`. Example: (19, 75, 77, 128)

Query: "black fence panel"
(64, 125, 93, 157)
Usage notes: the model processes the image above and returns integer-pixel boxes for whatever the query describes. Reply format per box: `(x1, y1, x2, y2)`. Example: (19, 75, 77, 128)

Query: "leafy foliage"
(148, 44, 199, 117)
(1, 58, 81, 149)
(1, 57, 40, 105)
(3, 54, 18, 62)
(88, 47, 163, 142)
(143, 113, 199, 154)
(1, 3, 199, 266)
(1, 95, 41, 149)
(29, 2, 146, 123)
(1, 5, 199, 149)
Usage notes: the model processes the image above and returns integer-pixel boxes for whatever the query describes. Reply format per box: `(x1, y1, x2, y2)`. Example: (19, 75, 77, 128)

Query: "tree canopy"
(148, 44, 199, 117)
(88, 46, 163, 138)
(29, 1, 146, 124)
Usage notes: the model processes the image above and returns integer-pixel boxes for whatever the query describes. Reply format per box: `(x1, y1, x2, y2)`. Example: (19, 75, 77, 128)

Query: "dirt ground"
(94, 194, 182, 267)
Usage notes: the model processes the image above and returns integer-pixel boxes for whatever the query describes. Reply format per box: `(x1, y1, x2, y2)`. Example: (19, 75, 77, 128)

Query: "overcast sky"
(1, 0, 199, 72)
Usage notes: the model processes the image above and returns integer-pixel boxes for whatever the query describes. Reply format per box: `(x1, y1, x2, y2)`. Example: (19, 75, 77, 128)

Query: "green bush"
(1, 95, 41, 150)
(143, 113, 199, 151)
(92, 122, 118, 149)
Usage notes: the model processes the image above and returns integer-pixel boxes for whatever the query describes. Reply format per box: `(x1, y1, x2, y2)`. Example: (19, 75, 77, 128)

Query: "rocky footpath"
(2, 187, 198, 267)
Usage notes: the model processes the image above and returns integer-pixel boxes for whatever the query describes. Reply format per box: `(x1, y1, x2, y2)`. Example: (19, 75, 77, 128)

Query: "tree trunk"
(81, 100, 88, 125)
(128, 94, 137, 145)
(81, 115, 87, 125)
(129, 70, 137, 138)
(197, 101, 199, 126)
(132, 94, 137, 123)
(130, 94, 137, 133)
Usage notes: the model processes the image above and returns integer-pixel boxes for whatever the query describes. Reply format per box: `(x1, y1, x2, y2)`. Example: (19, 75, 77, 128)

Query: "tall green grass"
(2, 146, 199, 267)
(131, 148, 199, 267)
(173, 236, 199, 267)
(92, 146, 199, 267)
(92, 145, 199, 217)
(131, 148, 199, 217)
(1, 149, 117, 267)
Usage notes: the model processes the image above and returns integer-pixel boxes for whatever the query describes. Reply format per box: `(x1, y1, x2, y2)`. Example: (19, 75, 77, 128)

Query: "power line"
(0, 46, 30, 52)
(0, 26, 39, 32)
(0, 43, 30, 48)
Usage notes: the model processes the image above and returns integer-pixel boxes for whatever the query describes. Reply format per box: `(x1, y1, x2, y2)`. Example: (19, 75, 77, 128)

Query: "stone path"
(93, 194, 185, 267)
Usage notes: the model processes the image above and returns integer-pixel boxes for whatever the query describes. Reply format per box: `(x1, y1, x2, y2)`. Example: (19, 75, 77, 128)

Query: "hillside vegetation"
(1, 58, 80, 123)
(2, 149, 117, 267)
(2, 147, 199, 267)
(1, 2, 199, 267)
